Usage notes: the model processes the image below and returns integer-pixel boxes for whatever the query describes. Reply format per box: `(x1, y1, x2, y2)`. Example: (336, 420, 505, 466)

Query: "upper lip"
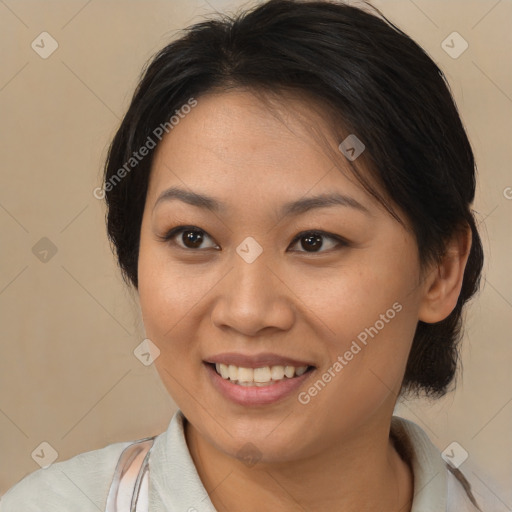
(204, 352, 315, 369)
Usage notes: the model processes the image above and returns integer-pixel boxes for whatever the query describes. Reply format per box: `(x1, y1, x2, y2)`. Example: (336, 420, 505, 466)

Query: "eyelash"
(158, 225, 349, 254)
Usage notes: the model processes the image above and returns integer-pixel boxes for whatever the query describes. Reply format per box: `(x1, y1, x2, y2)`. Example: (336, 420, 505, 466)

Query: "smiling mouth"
(206, 362, 315, 387)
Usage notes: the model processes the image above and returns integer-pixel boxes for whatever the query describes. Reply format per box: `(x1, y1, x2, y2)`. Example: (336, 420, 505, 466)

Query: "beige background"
(0, 0, 511, 506)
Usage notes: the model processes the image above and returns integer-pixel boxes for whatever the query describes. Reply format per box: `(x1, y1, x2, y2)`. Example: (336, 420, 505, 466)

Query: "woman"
(0, 0, 486, 510)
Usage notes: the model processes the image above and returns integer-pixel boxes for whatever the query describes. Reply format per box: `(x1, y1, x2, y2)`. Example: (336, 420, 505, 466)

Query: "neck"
(184, 415, 413, 512)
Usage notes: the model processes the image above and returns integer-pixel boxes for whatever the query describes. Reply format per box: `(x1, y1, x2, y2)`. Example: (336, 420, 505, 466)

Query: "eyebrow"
(152, 186, 371, 217)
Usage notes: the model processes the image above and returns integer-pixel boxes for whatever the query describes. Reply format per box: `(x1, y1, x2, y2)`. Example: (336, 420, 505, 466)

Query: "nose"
(210, 249, 295, 337)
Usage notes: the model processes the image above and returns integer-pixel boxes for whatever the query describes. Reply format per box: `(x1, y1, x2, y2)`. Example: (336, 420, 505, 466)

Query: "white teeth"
(237, 367, 253, 382)
(253, 366, 272, 382)
(284, 365, 295, 378)
(271, 365, 285, 380)
(218, 363, 229, 379)
(213, 363, 309, 385)
(228, 364, 238, 380)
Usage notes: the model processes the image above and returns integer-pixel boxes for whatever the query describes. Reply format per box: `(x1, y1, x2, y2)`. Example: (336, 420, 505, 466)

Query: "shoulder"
(0, 439, 132, 511)
(446, 461, 509, 512)
(390, 415, 486, 512)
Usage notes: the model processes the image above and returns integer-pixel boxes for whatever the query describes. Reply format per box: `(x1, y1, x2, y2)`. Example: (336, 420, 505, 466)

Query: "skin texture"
(137, 90, 471, 511)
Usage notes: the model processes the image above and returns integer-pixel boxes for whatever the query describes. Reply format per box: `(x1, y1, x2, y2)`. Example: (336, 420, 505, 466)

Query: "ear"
(418, 224, 472, 324)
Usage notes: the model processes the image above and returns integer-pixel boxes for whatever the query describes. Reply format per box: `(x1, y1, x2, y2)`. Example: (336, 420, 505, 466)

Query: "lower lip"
(204, 363, 315, 406)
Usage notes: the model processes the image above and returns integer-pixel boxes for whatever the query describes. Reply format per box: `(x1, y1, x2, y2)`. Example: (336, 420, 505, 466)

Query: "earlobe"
(418, 225, 472, 324)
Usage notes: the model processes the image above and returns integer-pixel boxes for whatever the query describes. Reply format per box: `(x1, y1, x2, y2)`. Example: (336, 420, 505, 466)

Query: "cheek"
(137, 245, 220, 373)
(292, 248, 419, 341)
(299, 294, 418, 440)
(138, 262, 219, 332)
(137, 238, 179, 351)
(137, 255, 206, 400)
(138, 236, 189, 327)
(295, 246, 420, 395)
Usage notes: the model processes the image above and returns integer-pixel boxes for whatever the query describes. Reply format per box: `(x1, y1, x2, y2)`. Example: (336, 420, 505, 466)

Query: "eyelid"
(288, 230, 348, 252)
(157, 225, 219, 249)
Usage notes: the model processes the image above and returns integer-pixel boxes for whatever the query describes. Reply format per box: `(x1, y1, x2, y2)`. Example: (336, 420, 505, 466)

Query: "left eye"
(160, 226, 346, 253)
(289, 230, 346, 253)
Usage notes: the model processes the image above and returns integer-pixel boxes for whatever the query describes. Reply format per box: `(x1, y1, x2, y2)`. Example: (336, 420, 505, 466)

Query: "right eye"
(158, 225, 220, 250)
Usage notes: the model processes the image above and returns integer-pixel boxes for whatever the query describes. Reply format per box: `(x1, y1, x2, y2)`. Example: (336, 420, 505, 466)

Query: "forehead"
(147, 89, 382, 215)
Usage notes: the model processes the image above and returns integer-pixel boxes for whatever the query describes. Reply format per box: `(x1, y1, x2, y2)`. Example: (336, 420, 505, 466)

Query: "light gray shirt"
(0, 410, 485, 511)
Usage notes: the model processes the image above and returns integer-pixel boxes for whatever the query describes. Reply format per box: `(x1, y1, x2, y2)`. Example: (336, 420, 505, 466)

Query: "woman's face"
(138, 90, 428, 463)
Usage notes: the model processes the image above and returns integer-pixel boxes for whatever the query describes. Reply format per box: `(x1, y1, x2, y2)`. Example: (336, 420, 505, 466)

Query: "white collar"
(147, 410, 479, 511)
